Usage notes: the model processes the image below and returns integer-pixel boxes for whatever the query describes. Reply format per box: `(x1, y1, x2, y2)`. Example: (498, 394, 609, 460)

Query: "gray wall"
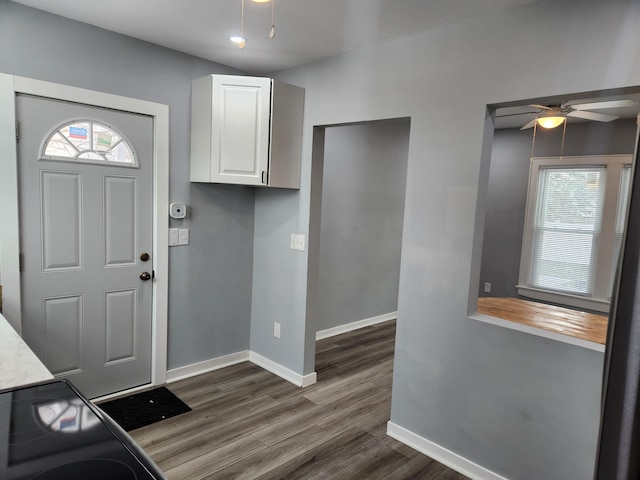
(316, 121, 408, 332)
(481, 119, 638, 299)
(0, 1, 255, 369)
(2, 1, 639, 479)
(256, 1, 640, 478)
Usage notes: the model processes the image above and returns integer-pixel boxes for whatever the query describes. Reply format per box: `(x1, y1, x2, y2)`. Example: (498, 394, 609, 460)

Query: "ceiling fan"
(498, 99, 637, 130)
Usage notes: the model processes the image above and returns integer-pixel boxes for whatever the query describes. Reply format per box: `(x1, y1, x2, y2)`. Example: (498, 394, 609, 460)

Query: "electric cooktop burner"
(0, 380, 164, 480)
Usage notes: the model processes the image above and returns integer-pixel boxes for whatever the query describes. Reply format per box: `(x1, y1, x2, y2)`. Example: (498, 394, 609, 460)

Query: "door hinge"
(152, 270, 155, 279)
(15, 121, 20, 143)
(19, 253, 24, 272)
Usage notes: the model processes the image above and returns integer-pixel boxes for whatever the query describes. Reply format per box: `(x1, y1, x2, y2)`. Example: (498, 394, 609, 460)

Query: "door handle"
(140, 271, 151, 281)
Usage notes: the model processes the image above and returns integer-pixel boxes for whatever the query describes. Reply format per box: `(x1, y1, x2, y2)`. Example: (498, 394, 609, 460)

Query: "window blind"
(530, 167, 605, 295)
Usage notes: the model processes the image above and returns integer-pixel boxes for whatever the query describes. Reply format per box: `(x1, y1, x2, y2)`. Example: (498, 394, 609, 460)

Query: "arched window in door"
(41, 120, 137, 167)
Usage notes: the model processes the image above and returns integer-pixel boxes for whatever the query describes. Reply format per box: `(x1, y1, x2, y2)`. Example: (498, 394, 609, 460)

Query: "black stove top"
(0, 380, 164, 479)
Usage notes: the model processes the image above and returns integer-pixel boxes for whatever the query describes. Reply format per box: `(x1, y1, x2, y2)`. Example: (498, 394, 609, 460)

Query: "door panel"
(17, 93, 153, 399)
(41, 171, 83, 271)
(105, 176, 137, 265)
(105, 289, 137, 364)
(43, 294, 83, 375)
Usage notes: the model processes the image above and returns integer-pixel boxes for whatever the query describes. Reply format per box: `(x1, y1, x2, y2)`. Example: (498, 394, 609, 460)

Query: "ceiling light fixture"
(531, 114, 568, 160)
(230, 0, 247, 49)
(231, 0, 276, 48)
(536, 115, 566, 129)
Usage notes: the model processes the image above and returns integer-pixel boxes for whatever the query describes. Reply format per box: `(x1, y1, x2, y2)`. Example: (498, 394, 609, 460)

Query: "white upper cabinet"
(190, 74, 304, 189)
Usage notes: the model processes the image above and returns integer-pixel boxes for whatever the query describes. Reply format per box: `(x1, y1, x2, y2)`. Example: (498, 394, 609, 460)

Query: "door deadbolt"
(140, 252, 150, 262)
(140, 271, 151, 281)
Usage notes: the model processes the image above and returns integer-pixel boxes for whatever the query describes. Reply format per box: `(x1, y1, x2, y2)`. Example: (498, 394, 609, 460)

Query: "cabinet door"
(211, 75, 271, 185)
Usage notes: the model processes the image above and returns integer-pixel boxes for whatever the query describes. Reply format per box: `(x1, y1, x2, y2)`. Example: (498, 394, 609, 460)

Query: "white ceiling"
(11, 0, 538, 75)
(11, 0, 639, 129)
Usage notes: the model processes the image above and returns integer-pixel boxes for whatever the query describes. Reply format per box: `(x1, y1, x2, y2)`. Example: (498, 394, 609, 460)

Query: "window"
(41, 120, 137, 167)
(517, 155, 632, 313)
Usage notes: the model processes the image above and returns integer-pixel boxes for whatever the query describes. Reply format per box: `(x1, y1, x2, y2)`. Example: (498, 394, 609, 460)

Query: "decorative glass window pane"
(42, 120, 137, 167)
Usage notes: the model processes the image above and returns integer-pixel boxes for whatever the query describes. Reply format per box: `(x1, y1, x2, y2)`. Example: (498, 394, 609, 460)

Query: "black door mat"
(98, 386, 191, 431)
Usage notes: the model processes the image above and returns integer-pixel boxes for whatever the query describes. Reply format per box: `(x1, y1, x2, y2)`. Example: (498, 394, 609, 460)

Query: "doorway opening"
(307, 118, 410, 377)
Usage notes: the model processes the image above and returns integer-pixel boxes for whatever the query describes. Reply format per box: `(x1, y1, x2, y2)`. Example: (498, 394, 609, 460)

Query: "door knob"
(140, 271, 151, 281)
(140, 252, 150, 262)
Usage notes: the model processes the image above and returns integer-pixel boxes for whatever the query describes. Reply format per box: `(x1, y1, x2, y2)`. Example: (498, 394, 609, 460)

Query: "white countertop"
(0, 313, 54, 390)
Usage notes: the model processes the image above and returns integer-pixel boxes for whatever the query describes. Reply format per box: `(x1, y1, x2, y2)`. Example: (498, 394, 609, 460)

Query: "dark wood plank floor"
(129, 320, 469, 479)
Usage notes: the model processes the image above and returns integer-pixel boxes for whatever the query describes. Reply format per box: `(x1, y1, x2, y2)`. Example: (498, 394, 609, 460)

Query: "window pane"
(44, 132, 79, 158)
(530, 167, 605, 295)
(532, 229, 595, 293)
(609, 166, 633, 295)
(41, 120, 136, 167)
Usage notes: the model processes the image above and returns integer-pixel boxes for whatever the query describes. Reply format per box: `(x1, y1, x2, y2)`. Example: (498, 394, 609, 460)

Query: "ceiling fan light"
(537, 116, 565, 129)
(230, 36, 247, 48)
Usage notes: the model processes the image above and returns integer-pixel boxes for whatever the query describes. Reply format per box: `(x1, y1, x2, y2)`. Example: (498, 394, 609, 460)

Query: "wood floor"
(130, 321, 469, 479)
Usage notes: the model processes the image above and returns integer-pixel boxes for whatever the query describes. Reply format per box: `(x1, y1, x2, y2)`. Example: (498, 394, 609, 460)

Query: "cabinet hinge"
(15, 121, 20, 143)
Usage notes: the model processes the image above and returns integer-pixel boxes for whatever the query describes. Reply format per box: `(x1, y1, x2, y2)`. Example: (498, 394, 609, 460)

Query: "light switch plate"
(169, 228, 179, 246)
(179, 228, 190, 245)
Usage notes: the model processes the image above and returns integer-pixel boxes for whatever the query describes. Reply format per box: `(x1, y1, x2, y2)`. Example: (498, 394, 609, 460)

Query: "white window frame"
(517, 155, 632, 313)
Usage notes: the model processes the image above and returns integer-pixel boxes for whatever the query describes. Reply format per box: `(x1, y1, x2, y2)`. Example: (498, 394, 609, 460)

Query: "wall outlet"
(290, 234, 305, 251)
(274, 322, 281, 338)
(484, 282, 492, 293)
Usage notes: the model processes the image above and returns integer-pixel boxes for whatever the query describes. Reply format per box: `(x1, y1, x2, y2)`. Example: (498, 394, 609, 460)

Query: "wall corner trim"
(165, 350, 317, 388)
(386, 422, 510, 480)
(316, 311, 398, 340)
(249, 351, 317, 387)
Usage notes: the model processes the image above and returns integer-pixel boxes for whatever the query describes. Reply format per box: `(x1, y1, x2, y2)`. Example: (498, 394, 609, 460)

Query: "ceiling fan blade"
(570, 99, 637, 110)
(496, 111, 539, 118)
(567, 110, 619, 122)
(529, 104, 553, 110)
(520, 119, 537, 130)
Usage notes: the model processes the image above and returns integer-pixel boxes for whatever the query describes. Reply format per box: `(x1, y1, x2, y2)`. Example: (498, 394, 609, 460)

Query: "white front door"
(17, 93, 154, 399)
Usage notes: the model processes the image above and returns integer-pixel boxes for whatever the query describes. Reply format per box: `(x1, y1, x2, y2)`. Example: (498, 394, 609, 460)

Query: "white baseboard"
(249, 351, 317, 387)
(386, 422, 509, 480)
(166, 351, 250, 383)
(316, 311, 397, 340)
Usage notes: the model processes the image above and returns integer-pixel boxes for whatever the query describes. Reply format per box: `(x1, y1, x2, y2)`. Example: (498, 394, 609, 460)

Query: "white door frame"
(0, 72, 169, 390)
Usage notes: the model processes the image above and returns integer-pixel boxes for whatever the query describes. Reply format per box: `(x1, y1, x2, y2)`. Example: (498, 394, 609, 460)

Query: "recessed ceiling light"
(251, 0, 271, 3)
(230, 36, 247, 48)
